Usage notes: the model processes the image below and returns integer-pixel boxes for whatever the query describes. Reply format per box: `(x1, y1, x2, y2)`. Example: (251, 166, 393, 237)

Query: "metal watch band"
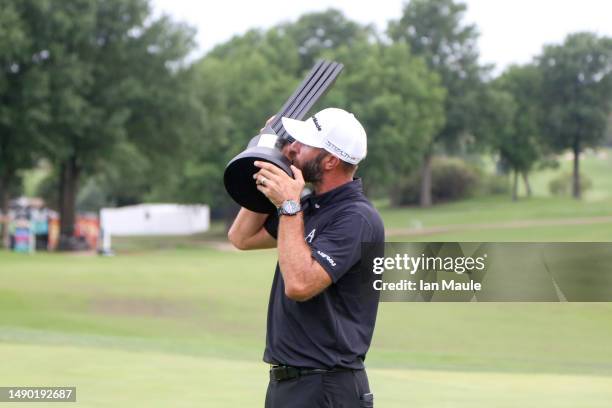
(278, 200, 301, 216)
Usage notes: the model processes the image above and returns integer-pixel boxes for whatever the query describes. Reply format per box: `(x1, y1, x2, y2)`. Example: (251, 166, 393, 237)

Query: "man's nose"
(288, 140, 301, 154)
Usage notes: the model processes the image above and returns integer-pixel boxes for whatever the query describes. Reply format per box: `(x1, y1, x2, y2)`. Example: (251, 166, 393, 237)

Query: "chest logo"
(305, 228, 316, 243)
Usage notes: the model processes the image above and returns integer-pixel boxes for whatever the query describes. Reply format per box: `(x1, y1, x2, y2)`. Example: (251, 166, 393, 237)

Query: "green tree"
(324, 40, 446, 203)
(0, 1, 49, 247)
(14, 0, 197, 248)
(279, 9, 374, 74)
(474, 88, 520, 199)
(388, 0, 487, 206)
(537, 32, 612, 199)
(488, 64, 544, 200)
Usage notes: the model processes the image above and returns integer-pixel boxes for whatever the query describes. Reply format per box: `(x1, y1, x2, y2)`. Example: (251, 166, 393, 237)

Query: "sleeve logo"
(317, 250, 337, 267)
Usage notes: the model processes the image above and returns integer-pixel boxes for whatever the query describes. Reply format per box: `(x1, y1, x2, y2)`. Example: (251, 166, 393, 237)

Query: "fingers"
(290, 165, 305, 183)
(254, 161, 288, 179)
(256, 180, 275, 204)
(254, 162, 304, 186)
(254, 161, 305, 193)
(254, 175, 276, 189)
(254, 161, 294, 178)
(256, 183, 269, 193)
(260, 115, 276, 132)
(254, 168, 282, 184)
(254, 161, 281, 173)
(254, 161, 303, 207)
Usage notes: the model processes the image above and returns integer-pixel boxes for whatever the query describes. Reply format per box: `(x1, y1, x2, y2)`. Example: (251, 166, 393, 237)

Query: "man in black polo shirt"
(228, 108, 384, 407)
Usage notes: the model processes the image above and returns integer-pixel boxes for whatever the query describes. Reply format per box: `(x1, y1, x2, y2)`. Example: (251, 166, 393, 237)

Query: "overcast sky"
(153, 0, 612, 72)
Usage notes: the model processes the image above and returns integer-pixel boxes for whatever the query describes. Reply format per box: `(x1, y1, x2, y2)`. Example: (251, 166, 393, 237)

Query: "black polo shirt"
(263, 178, 385, 369)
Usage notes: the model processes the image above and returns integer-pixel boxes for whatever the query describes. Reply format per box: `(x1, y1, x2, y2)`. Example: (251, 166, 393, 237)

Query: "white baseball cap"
(281, 108, 367, 165)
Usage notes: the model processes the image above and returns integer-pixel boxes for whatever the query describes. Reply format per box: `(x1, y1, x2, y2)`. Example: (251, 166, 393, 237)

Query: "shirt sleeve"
(263, 211, 279, 239)
(310, 212, 373, 283)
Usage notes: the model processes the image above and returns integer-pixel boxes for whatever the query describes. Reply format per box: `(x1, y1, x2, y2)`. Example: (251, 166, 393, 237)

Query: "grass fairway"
(2, 343, 612, 408)
(2, 149, 611, 406)
(2, 249, 612, 407)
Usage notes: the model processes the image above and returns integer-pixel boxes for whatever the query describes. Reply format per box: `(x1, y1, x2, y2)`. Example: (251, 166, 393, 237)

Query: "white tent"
(100, 204, 210, 252)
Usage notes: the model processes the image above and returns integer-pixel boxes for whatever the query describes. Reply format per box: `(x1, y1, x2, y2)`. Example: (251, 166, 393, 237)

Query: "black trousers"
(265, 369, 373, 408)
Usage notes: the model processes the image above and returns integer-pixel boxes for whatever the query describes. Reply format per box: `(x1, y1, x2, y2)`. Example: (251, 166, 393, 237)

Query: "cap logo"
(324, 139, 358, 163)
(312, 116, 322, 131)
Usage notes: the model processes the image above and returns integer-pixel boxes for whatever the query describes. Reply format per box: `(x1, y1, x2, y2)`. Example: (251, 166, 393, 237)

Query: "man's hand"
(254, 161, 304, 207)
(260, 116, 275, 133)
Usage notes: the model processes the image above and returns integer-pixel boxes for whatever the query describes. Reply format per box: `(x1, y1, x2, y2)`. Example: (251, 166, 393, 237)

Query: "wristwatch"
(278, 199, 302, 216)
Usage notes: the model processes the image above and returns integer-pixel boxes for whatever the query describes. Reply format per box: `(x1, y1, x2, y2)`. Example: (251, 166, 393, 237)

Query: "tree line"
(1, 0, 612, 249)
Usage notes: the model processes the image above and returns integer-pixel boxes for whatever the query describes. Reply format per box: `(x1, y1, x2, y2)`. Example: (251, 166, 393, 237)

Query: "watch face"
(282, 200, 300, 214)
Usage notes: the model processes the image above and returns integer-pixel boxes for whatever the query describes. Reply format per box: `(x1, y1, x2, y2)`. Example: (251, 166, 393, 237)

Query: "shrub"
(549, 172, 593, 196)
(431, 157, 479, 202)
(480, 174, 510, 195)
(395, 157, 480, 205)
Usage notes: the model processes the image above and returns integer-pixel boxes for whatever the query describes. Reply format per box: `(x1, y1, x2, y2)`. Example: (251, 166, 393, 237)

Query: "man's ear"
(325, 154, 340, 171)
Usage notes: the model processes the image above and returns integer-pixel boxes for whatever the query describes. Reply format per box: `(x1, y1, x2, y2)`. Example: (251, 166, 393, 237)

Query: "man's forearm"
(278, 213, 323, 299)
(278, 213, 308, 281)
(227, 208, 269, 248)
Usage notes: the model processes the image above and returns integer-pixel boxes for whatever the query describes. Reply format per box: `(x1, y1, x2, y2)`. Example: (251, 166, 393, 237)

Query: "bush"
(549, 172, 593, 196)
(480, 174, 510, 195)
(431, 157, 479, 202)
(395, 157, 480, 205)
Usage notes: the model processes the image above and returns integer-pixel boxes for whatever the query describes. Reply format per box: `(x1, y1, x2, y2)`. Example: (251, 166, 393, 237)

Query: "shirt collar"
(304, 178, 363, 209)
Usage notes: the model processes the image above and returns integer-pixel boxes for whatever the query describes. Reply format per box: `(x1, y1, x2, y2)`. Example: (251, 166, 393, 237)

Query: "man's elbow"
(285, 283, 313, 302)
(227, 230, 248, 250)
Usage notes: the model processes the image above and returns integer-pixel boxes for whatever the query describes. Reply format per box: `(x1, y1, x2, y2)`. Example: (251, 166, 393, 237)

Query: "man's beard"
(296, 151, 327, 183)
